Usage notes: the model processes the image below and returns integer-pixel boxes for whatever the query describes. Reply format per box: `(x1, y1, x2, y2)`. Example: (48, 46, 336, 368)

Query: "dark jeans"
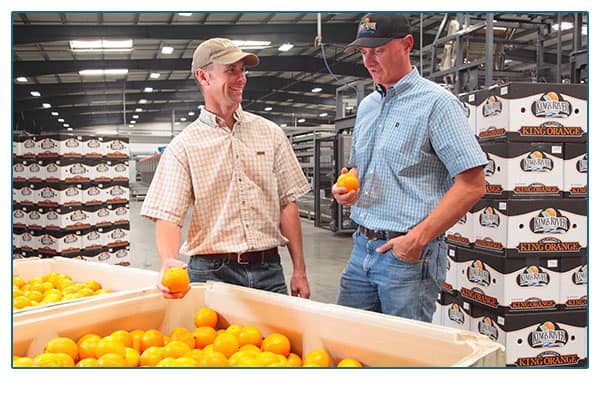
(188, 253, 288, 295)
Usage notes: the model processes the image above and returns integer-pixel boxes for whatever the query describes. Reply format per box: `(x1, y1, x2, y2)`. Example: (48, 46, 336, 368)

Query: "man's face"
(202, 60, 247, 107)
(359, 37, 412, 88)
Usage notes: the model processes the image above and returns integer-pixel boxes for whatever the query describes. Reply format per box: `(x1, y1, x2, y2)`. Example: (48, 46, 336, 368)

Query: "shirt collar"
(375, 67, 420, 98)
(198, 105, 244, 128)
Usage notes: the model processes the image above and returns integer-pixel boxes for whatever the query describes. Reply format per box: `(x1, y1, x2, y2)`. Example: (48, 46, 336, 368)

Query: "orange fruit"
(76, 358, 98, 367)
(161, 267, 189, 293)
(141, 329, 164, 352)
(238, 325, 263, 347)
(33, 353, 61, 367)
(83, 280, 102, 291)
(78, 335, 101, 360)
(110, 330, 133, 348)
(336, 172, 359, 191)
(95, 336, 126, 359)
(77, 333, 101, 347)
(13, 295, 32, 309)
(172, 356, 197, 367)
(139, 346, 165, 367)
(287, 353, 303, 367)
(124, 347, 140, 367)
(129, 329, 145, 353)
(53, 352, 76, 367)
(337, 358, 362, 367)
(13, 357, 34, 367)
(239, 344, 261, 355)
(13, 275, 25, 288)
(194, 307, 218, 328)
(261, 333, 291, 357)
(192, 326, 217, 349)
(164, 341, 192, 359)
(256, 351, 279, 366)
(169, 327, 195, 349)
(213, 333, 239, 358)
(200, 351, 228, 367)
(304, 349, 330, 367)
(44, 337, 79, 362)
(156, 357, 177, 367)
(225, 324, 242, 337)
(97, 353, 127, 367)
(187, 349, 205, 363)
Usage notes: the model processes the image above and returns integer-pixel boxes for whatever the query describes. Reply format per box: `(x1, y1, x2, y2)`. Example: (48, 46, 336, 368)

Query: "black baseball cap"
(345, 13, 412, 52)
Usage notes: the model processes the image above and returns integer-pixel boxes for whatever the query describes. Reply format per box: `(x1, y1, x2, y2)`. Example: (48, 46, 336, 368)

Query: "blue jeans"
(336, 229, 447, 322)
(188, 253, 288, 295)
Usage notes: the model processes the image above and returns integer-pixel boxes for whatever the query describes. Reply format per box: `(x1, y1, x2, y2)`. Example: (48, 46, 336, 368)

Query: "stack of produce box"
(439, 83, 587, 367)
(12, 133, 131, 266)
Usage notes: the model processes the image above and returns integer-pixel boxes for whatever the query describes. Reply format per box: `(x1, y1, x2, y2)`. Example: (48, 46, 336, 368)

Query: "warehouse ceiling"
(12, 12, 587, 134)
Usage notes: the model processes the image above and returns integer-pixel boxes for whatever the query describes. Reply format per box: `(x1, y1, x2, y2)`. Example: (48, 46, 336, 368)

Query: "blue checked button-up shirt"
(348, 67, 487, 233)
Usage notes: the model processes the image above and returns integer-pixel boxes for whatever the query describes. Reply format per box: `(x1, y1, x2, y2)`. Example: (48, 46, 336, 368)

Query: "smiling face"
(196, 60, 247, 115)
(358, 35, 413, 89)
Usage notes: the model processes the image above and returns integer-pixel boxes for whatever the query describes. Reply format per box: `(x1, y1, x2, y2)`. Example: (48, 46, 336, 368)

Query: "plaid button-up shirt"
(141, 106, 310, 255)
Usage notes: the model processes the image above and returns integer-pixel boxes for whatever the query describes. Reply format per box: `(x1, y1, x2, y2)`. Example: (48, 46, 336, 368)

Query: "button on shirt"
(141, 106, 310, 256)
(348, 67, 487, 233)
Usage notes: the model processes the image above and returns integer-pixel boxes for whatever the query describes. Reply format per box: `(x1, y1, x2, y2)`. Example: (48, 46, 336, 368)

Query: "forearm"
(279, 202, 307, 275)
(155, 219, 183, 269)
(411, 167, 485, 246)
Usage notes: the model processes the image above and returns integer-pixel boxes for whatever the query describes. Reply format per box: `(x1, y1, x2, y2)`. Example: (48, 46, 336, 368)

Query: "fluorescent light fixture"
(150, 72, 160, 79)
(552, 22, 573, 31)
(17, 77, 28, 82)
(58, 118, 65, 123)
(144, 87, 153, 93)
(135, 108, 143, 112)
(67, 127, 73, 131)
(70, 39, 133, 52)
(132, 115, 139, 119)
(175, 122, 181, 125)
(180, 117, 187, 122)
(311, 87, 323, 93)
(198, 105, 204, 109)
(79, 69, 128, 76)
(161, 46, 174, 55)
(128, 124, 134, 128)
(278, 43, 294, 52)
(130, 121, 136, 124)
(178, 13, 192, 17)
(319, 113, 328, 117)
(63, 123, 69, 128)
(280, 123, 287, 127)
(51, 112, 59, 116)
(231, 40, 271, 49)
(139, 99, 147, 104)
(30, 91, 41, 97)
(42, 103, 51, 109)
(264, 107, 273, 111)
(297, 118, 306, 123)
(188, 112, 195, 116)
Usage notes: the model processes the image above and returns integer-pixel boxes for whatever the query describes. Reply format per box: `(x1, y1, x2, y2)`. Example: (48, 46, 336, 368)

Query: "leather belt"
(359, 225, 406, 241)
(199, 247, 279, 265)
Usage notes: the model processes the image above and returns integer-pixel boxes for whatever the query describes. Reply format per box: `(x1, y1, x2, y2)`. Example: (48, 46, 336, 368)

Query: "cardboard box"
(559, 255, 587, 309)
(43, 205, 93, 230)
(446, 210, 473, 247)
(13, 182, 35, 205)
(563, 143, 587, 197)
(481, 141, 564, 197)
(33, 182, 84, 206)
(472, 198, 586, 256)
(458, 89, 484, 136)
(42, 158, 91, 182)
(439, 290, 471, 332)
(103, 136, 129, 158)
(476, 83, 587, 142)
(13, 282, 503, 367)
(469, 304, 587, 367)
(12, 256, 158, 314)
(33, 229, 82, 255)
(80, 135, 106, 157)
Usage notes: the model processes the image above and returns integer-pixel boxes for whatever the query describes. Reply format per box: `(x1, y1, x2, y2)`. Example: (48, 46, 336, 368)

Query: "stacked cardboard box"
(12, 132, 130, 266)
(439, 83, 587, 367)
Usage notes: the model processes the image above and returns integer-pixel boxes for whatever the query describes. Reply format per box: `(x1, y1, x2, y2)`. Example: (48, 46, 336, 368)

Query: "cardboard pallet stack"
(438, 83, 588, 367)
(12, 132, 131, 266)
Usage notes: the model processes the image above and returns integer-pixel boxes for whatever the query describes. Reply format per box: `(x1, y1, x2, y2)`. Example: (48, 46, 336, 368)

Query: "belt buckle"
(236, 253, 250, 265)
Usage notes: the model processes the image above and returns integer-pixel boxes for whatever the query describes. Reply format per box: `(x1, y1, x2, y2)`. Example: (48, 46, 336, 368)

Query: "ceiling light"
(161, 46, 174, 55)
(144, 87, 153, 93)
(70, 39, 133, 52)
(30, 91, 41, 97)
(130, 121, 136, 124)
(139, 99, 147, 104)
(231, 40, 271, 50)
(51, 112, 59, 116)
(67, 128, 73, 131)
(278, 43, 294, 52)
(58, 118, 65, 123)
(175, 122, 181, 125)
(280, 123, 287, 127)
(177, 13, 192, 17)
(42, 103, 51, 109)
(135, 108, 143, 112)
(298, 118, 306, 123)
(128, 124, 134, 128)
(311, 87, 323, 93)
(188, 112, 195, 116)
(17, 77, 28, 82)
(264, 107, 273, 111)
(319, 113, 328, 117)
(150, 72, 160, 79)
(198, 105, 204, 109)
(133, 115, 139, 119)
(63, 123, 69, 128)
(552, 22, 573, 31)
(79, 69, 128, 76)
(180, 117, 187, 122)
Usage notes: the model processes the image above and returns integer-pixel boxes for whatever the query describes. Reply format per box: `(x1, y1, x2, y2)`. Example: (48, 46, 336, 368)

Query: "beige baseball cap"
(191, 38, 259, 74)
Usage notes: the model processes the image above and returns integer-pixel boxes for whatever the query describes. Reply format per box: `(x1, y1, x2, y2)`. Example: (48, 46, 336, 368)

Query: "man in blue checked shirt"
(332, 13, 487, 323)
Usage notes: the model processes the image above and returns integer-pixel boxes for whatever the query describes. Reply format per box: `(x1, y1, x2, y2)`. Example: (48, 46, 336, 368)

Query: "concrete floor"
(128, 199, 354, 304)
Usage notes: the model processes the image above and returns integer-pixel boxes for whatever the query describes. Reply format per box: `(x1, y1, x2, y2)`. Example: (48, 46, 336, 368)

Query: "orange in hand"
(161, 267, 190, 293)
(336, 172, 359, 191)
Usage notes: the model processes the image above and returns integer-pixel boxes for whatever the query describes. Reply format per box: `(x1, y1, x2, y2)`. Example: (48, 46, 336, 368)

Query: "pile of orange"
(13, 306, 363, 368)
(12, 273, 109, 310)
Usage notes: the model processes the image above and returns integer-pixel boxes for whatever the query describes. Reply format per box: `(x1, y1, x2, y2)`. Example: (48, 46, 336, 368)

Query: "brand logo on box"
(479, 126, 506, 138)
(478, 317, 499, 341)
(516, 351, 579, 367)
(88, 187, 101, 195)
(98, 252, 110, 261)
(41, 187, 55, 198)
(70, 210, 86, 222)
(87, 139, 101, 148)
(41, 234, 55, 245)
(115, 207, 128, 216)
(572, 264, 587, 285)
(515, 183, 559, 194)
(532, 92, 572, 118)
(29, 164, 40, 173)
(482, 96, 502, 117)
(96, 164, 109, 172)
(528, 321, 568, 348)
(521, 151, 553, 172)
(87, 231, 100, 240)
(110, 186, 124, 196)
(24, 139, 36, 149)
(111, 140, 126, 150)
(14, 164, 24, 172)
(65, 138, 79, 148)
(115, 164, 127, 172)
(511, 297, 556, 309)
(47, 211, 58, 220)
(479, 207, 499, 227)
(22, 232, 32, 242)
(517, 237, 580, 253)
(448, 304, 465, 325)
(70, 163, 86, 174)
(467, 260, 491, 286)
(40, 138, 55, 150)
(111, 229, 125, 239)
(66, 187, 80, 197)
(46, 164, 58, 173)
(531, 208, 570, 234)
(64, 234, 78, 244)
(576, 155, 587, 173)
(14, 209, 24, 218)
(484, 157, 495, 177)
(517, 266, 550, 287)
(97, 208, 110, 218)
(519, 121, 583, 138)
(29, 211, 41, 220)
(115, 248, 128, 258)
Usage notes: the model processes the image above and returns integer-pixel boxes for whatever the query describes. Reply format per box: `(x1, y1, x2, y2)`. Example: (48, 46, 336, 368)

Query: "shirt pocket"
(242, 146, 275, 189)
